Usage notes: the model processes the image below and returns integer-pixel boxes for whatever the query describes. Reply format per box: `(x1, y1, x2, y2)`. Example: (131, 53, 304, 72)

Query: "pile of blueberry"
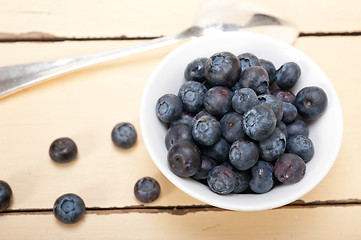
(156, 51, 328, 194)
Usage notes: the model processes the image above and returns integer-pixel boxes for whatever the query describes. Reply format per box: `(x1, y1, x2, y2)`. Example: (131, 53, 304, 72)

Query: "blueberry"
(220, 112, 245, 143)
(232, 170, 250, 194)
(286, 135, 314, 162)
(237, 52, 261, 73)
(259, 128, 287, 162)
(193, 156, 217, 180)
(275, 62, 301, 89)
(286, 120, 309, 137)
(205, 52, 241, 87)
(170, 111, 194, 128)
(165, 124, 193, 150)
(229, 140, 259, 171)
(277, 121, 288, 138)
(178, 81, 207, 113)
(192, 110, 211, 125)
(192, 115, 221, 146)
(201, 137, 230, 164)
(156, 94, 183, 122)
(271, 89, 296, 104)
(49, 137, 78, 163)
(282, 102, 298, 124)
(0, 180, 12, 212)
(249, 161, 274, 194)
(231, 88, 258, 114)
(111, 122, 137, 149)
(239, 66, 269, 95)
(258, 94, 283, 122)
(184, 57, 207, 82)
(207, 165, 237, 194)
(203, 86, 233, 117)
(53, 193, 86, 224)
(243, 105, 277, 141)
(295, 86, 328, 120)
(167, 141, 201, 177)
(274, 153, 306, 184)
(134, 177, 161, 203)
(260, 59, 276, 85)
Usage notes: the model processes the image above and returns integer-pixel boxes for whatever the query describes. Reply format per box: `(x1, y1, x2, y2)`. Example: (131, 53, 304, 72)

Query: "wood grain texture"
(0, 0, 360, 38)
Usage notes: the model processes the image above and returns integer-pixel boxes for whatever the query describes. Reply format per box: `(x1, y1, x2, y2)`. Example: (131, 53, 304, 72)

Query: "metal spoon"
(0, 0, 298, 98)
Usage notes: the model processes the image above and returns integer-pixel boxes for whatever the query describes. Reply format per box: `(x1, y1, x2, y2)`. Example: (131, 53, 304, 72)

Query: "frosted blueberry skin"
(53, 193, 86, 224)
(178, 81, 207, 113)
(275, 62, 301, 90)
(286, 119, 309, 138)
(281, 102, 298, 124)
(192, 115, 222, 146)
(207, 165, 237, 195)
(49, 137, 78, 163)
(220, 112, 246, 143)
(229, 140, 259, 171)
(232, 88, 258, 114)
(260, 59, 277, 85)
(237, 52, 261, 73)
(165, 124, 193, 150)
(203, 86, 233, 117)
(258, 94, 284, 122)
(167, 141, 201, 177)
(111, 122, 137, 149)
(274, 153, 306, 184)
(0, 180, 12, 212)
(272, 89, 296, 104)
(156, 94, 183, 123)
(205, 52, 241, 88)
(184, 57, 208, 82)
(286, 135, 315, 163)
(201, 137, 230, 164)
(259, 128, 287, 162)
(295, 86, 328, 120)
(250, 161, 274, 194)
(239, 66, 269, 95)
(134, 177, 161, 203)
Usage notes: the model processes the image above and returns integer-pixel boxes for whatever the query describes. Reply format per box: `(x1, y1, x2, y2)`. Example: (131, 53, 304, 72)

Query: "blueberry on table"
(274, 153, 306, 184)
(271, 89, 296, 104)
(281, 102, 298, 124)
(259, 128, 287, 162)
(201, 137, 230, 164)
(49, 137, 78, 163)
(250, 161, 274, 194)
(275, 62, 301, 89)
(167, 141, 201, 177)
(178, 81, 207, 113)
(260, 59, 276, 85)
(295, 86, 328, 120)
(193, 156, 217, 180)
(239, 66, 269, 95)
(111, 122, 137, 149)
(258, 94, 284, 122)
(203, 86, 233, 117)
(156, 94, 183, 122)
(0, 180, 12, 212)
(243, 105, 277, 141)
(229, 140, 259, 171)
(165, 124, 193, 150)
(207, 165, 237, 195)
(237, 52, 261, 73)
(184, 57, 208, 82)
(220, 112, 245, 143)
(192, 115, 221, 146)
(232, 88, 258, 114)
(286, 135, 314, 163)
(53, 193, 86, 224)
(205, 52, 241, 87)
(134, 177, 160, 203)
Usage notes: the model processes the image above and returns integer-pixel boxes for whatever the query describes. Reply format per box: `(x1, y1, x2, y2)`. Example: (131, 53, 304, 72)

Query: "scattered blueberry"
(111, 122, 137, 149)
(274, 153, 306, 184)
(203, 86, 233, 117)
(237, 52, 261, 73)
(260, 59, 276, 85)
(286, 135, 314, 162)
(192, 115, 221, 146)
(184, 57, 207, 82)
(259, 128, 287, 162)
(0, 180, 12, 212)
(201, 137, 230, 164)
(134, 177, 161, 203)
(282, 102, 298, 123)
(207, 165, 237, 195)
(286, 119, 309, 137)
(165, 124, 193, 150)
(271, 89, 296, 104)
(220, 112, 245, 143)
(49, 137, 78, 163)
(232, 88, 258, 114)
(258, 94, 283, 122)
(229, 140, 259, 171)
(156, 94, 183, 122)
(295, 86, 328, 120)
(178, 81, 207, 113)
(53, 193, 86, 224)
(193, 156, 217, 180)
(275, 62, 301, 89)
(250, 161, 274, 194)
(239, 66, 269, 95)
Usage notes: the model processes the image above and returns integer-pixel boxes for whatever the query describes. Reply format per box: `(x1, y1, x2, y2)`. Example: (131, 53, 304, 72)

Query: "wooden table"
(0, 0, 360, 239)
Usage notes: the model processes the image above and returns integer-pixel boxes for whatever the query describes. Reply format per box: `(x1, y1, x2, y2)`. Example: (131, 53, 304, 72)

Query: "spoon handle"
(0, 33, 187, 98)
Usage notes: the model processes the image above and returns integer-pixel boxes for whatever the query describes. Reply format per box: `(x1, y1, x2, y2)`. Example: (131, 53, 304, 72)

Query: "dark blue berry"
(258, 94, 283, 122)
(205, 52, 241, 87)
(232, 170, 250, 194)
(231, 88, 258, 114)
(193, 156, 217, 180)
(184, 58, 207, 82)
(286, 120, 309, 137)
(49, 137, 78, 163)
(237, 52, 261, 73)
(220, 112, 245, 143)
(203, 86, 233, 117)
(207, 165, 237, 194)
(274, 153, 306, 184)
(134, 177, 161, 203)
(192, 115, 221, 146)
(165, 124, 193, 150)
(277, 121, 288, 138)
(259, 128, 287, 162)
(250, 161, 274, 194)
(111, 122, 137, 149)
(295, 86, 328, 120)
(170, 111, 194, 128)
(0, 180, 12, 212)
(167, 141, 201, 177)
(229, 140, 259, 171)
(239, 66, 269, 95)
(53, 193, 86, 224)
(243, 105, 277, 141)
(156, 94, 183, 122)
(286, 135, 314, 162)
(282, 102, 298, 124)
(275, 62, 301, 89)
(201, 138, 230, 164)
(178, 81, 207, 113)
(260, 59, 276, 85)
(271, 89, 296, 104)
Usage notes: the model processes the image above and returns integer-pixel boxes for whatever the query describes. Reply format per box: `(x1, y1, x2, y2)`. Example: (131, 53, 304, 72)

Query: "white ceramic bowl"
(140, 32, 343, 211)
